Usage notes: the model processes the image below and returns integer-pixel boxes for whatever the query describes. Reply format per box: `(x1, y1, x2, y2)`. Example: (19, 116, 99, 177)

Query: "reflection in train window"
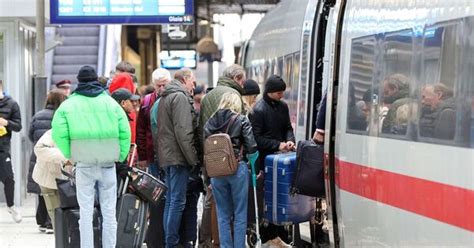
(347, 36, 376, 133)
(418, 23, 467, 145)
(278, 57, 284, 77)
(380, 30, 415, 138)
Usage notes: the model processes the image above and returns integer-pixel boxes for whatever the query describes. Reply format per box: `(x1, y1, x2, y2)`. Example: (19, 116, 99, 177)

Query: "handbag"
(56, 165, 78, 209)
(129, 168, 167, 205)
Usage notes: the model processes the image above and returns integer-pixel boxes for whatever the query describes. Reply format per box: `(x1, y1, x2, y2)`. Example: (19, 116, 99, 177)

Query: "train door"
(323, 0, 346, 247)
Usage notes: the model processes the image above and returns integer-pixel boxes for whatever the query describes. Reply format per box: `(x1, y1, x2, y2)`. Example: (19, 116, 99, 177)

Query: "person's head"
(218, 92, 242, 114)
(139, 84, 155, 97)
(97, 76, 108, 88)
(77, 66, 98, 83)
(194, 84, 205, 103)
(242, 79, 260, 109)
(152, 68, 171, 95)
(111, 88, 140, 113)
(174, 68, 195, 94)
(382, 74, 409, 104)
(45, 89, 67, 110)
(55, 79, 72, 96)
(421, 83, 453, 110)
(109, 73, 135, 94)
(265, 75, 286, 101)
(222, 64, 246, 87)
(115, 61, 135, 74)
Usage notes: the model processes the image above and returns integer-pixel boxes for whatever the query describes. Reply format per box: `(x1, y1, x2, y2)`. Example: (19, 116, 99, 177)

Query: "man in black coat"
(249, 75, 295, 171)
(0, 80, 22, 223)
(249, 75, 295, 244)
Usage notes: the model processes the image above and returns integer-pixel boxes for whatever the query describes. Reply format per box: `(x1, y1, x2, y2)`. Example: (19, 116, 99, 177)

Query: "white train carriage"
(242, 0, 474, 246)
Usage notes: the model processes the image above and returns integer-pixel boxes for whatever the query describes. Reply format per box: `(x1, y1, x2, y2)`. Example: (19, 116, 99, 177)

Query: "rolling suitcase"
(54, 207, 102, 248)
(292, 140, 325, 197)
(116, 144, 149, 248)
(264, 152, 316, 225)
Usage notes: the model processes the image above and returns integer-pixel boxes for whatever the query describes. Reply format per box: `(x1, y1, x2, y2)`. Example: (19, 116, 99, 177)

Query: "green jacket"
(198, 76, 244, 142)
(52, 92, 131, 166)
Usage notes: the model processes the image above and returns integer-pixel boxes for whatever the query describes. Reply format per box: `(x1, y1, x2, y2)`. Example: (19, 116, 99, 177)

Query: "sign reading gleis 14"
(50, 0, 194, 24)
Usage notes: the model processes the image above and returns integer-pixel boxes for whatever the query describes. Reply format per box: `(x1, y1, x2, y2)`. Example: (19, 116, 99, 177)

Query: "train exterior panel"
(332, 0, 474, 246)
(243, 0, 474, 246)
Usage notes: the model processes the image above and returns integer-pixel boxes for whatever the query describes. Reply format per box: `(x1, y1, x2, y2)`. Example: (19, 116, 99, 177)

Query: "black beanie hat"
(264, 75, 286, 93)
(77, 66, 98, 83)
(243, 79, 260, 96)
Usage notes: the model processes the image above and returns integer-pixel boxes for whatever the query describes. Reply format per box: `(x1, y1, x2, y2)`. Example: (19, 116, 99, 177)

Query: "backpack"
(204, 114, 239, 178)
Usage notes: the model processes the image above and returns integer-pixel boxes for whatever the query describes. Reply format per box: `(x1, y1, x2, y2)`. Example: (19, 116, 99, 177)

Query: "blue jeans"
(76, 164, 117, 248)
(211, 162, 249, 248)
(163, 165, 190, 248)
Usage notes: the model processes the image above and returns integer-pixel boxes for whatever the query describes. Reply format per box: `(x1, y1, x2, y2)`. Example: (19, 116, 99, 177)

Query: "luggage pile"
(54, 144, 167, 248)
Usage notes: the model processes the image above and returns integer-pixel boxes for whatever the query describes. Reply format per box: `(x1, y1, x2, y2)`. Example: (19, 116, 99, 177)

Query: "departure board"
(50, 0, 194, 24)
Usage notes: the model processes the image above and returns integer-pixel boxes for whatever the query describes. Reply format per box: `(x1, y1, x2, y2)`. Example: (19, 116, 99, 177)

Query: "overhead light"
(199, 20, 210, 26)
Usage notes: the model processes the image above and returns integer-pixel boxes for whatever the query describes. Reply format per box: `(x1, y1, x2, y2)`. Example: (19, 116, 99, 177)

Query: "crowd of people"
(0, 61, 298, 248)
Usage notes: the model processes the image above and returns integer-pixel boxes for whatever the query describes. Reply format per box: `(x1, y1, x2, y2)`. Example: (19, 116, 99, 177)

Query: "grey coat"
(157, 80, 199, 168)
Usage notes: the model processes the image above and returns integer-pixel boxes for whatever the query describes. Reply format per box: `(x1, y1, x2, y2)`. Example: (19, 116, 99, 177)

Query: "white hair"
(152, 68, 171, 82)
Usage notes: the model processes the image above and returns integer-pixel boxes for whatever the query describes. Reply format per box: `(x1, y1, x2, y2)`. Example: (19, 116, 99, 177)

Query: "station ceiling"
(196, 0, 280, 16)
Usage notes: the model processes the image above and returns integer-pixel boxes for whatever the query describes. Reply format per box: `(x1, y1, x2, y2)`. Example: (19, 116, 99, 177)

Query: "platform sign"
(50, 0, 194, 24)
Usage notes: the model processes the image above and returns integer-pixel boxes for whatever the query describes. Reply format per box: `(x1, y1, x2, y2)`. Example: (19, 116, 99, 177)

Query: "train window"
(278, 57, 284, 77)
(284, 55, 293, 88)
(346, 36, 377, 134)
(418, 23, 465, 144)
(263, 60, 270, 82)
(379, 30, 416, 138)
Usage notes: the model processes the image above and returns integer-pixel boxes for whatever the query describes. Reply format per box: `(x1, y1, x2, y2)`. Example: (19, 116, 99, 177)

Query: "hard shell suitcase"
(264, 152, 316, 225)
(292, 140, 325, 197)
(54, 207, 102, 248)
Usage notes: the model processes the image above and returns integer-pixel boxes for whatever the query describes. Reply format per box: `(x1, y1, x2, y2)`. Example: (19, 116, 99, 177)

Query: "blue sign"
(50, 0, 194, 24)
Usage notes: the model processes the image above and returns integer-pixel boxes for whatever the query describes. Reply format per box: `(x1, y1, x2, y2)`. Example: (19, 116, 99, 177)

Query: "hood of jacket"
(206, 109, 237, 134)
(74, 81, 105, 97)
(162, 79, 193, 100)
(216, 77, 244, 95)
(0, 96, 13, 108)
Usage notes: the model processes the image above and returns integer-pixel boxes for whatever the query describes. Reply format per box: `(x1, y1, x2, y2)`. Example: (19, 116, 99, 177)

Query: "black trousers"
(36, 195, 51, 226)
(0, 152, 14, 207)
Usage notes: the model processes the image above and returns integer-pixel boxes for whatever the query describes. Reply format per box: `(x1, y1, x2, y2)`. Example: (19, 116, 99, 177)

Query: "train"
(241, 0, 474, 246)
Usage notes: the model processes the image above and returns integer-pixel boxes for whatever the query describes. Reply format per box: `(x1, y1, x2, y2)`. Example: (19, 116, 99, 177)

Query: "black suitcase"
(292, 140, 325, 197)
(116, 144, 149, 248)
(54, 207, 102, 248)
(116, 193, 149, 248)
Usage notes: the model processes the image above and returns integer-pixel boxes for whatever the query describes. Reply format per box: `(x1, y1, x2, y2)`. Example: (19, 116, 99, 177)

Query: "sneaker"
(38, 225, 47, 233)
(7, 206, 22, 223)
(45, 225, 54, 234)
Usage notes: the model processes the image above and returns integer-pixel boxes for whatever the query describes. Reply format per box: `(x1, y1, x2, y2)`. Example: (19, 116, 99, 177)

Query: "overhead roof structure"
(196, 0, 280, 17)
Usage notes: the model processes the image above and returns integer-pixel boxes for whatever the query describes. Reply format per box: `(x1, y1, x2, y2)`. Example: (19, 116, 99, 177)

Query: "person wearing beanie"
(242, 79, 261, 113)
(52, 65, 131, 248)
(248, 74, 295, 244)
(193, 84, 205, 113)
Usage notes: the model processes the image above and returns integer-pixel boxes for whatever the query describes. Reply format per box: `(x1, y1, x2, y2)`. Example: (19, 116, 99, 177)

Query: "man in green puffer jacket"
(52, 66, 131, 248)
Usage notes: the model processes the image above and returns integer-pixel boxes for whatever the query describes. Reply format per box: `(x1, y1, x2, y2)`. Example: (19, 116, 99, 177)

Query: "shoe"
(45, 224, 54, 234)
(7, 206, 22, 223)
(39, 225, 47, 233)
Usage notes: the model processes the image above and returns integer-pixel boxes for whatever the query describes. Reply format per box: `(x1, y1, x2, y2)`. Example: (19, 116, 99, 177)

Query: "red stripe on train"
(335, 159, 474, 232)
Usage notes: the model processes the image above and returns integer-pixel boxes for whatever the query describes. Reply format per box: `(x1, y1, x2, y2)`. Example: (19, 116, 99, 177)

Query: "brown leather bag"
(204, 115, 239, 178)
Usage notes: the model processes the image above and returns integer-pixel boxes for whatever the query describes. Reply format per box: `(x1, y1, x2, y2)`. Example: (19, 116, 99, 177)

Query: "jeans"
(0, 152, 15, 207)
(163, 165, 190, 248)
(76, 164, 117, 248)
(211, 162, 249, 248)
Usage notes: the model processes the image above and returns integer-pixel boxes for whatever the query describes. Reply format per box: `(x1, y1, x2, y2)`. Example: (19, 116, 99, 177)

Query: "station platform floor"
(0, 196, 54, 247)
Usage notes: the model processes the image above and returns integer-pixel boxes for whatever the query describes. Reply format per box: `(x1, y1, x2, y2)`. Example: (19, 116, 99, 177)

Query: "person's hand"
(208, 184, 212, 191)
(279, 142, 288, 152)
(0, 118, 8, 127)
(137, 161, 147, 170)
(313, 129, 325, 143)
(286, 141, 295, 151)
